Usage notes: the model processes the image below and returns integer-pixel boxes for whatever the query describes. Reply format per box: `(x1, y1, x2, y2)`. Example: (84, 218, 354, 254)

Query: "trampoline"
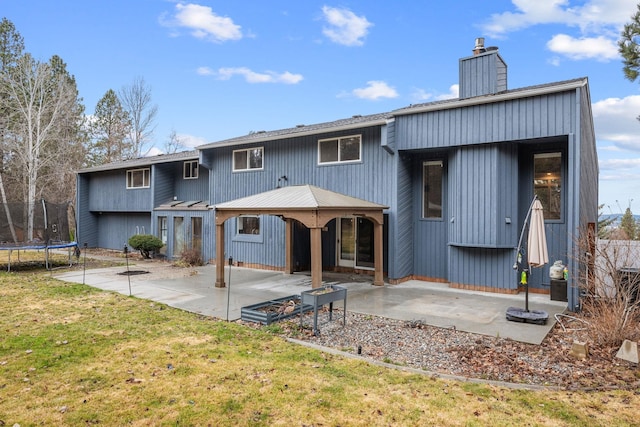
(0, 200, 78, 271)
(0, 241, 79, 271)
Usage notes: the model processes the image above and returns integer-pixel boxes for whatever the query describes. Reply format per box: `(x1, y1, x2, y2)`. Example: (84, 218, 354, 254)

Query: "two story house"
(77, 40, 598, 312)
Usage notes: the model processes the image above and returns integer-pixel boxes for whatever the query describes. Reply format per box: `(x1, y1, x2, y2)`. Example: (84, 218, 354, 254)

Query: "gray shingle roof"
(78, 150, 199, 174)
(392, 77, 588, 115)
(197, 112, 392, 149)
(78, 77, 588, 174)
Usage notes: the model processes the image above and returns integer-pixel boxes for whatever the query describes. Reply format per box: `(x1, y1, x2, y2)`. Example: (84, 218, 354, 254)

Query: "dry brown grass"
(577, 239, 640, 347)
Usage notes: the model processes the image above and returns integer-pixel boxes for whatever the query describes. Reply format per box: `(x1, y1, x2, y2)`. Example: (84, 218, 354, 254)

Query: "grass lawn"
(0, 271, 638, 426)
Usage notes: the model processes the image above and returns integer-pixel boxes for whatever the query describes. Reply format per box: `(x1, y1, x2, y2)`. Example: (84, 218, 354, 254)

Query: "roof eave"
(198, 118, 389, 150)
(78, 152, 200, 174)
(392, 78, 587, 117)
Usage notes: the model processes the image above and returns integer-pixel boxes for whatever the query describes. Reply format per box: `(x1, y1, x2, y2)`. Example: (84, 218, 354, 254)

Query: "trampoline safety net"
(0, 200, 75, 247)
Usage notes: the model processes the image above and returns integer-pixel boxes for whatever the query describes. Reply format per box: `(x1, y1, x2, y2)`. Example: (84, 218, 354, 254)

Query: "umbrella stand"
(506, 195, 549, 325)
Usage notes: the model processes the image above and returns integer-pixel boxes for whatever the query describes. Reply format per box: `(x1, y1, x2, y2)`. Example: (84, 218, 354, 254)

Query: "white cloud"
(178, 133, 209, 148)
(212, 67, 303, 84)
(321, 6, 372, 46)
(435, 84, 459, 100)
(162, 3, 242, 43)
(480, 0, 635, 62)
(351, 81, 398, 100)
(145, 146, 164, 157)
(196, 66, 214, 76)
(411, 88, 435, 102)
(482, 0, 633, 37)
(593, 94, 640, 209)
(411, 84, 459, 102)
(593, 95, 640, 151)
(546, 34, 619, 60)
(600, 158, 640, 169)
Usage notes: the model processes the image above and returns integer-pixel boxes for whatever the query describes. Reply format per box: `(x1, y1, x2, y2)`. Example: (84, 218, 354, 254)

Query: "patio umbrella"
(527, 199, 549, 269)
(506, 196, 550, 324)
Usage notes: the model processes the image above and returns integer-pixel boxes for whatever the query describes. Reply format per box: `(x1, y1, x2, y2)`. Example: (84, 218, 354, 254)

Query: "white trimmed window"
(184, 160, 198, 179)
(233, 147, 263, 171)
(126, 168, 150, 189)
(318, 135, 361, 164)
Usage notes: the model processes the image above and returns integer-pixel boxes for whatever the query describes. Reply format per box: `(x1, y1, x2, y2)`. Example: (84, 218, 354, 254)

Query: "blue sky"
(3, 0, 640, 213)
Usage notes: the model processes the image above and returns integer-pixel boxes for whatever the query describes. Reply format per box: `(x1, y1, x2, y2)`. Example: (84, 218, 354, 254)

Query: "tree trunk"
(0, 172, 18, 243)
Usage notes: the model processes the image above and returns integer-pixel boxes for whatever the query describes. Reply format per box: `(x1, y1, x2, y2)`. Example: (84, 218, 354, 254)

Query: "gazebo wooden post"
(310, 226, 323, 288)
(373, 220, 384, 286)
(284, 218, 293, 274)
(215, 222, 225, 288)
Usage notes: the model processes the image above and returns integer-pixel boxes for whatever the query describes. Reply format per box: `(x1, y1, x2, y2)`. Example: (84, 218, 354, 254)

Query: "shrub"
(177, 248, 204, 267)
(128, 234, 164, 259)
(577, 238, 640, 348)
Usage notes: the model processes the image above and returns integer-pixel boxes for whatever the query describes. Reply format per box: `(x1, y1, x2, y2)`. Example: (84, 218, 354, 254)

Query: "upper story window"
(318, 135, 361, 165)
(422, 160, 443, 219)
(126, 168, 150, 189)
(184, 160, 198, 179)
(233, 147, 263, 171)
(534, 152, 562, 220)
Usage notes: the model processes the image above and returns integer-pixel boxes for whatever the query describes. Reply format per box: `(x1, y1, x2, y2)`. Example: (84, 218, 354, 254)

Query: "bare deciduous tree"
(0, 53, 78, 240)
(0, 17, 24, 242)
(119, 76, 157, 157)
(164, 128, 185, 154)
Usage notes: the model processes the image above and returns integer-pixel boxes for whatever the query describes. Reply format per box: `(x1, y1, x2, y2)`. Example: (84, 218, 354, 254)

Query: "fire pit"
(300, 285, 347, 335)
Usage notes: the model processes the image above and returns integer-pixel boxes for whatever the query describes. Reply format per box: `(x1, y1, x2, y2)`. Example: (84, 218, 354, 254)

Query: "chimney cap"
(473, 37, 486, 55)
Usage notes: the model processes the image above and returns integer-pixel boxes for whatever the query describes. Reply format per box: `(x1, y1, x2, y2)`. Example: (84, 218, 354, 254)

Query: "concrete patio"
(54, 261, 567, 345)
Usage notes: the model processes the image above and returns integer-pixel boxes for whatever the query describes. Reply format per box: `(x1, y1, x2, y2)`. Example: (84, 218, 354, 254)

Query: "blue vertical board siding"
(459, 51, 507, 99)
(76, 175, 98, 247)
(449, 247, 515, 289)
(87, 170, 152, 212)
(448, 144, 516, 248)
(225, 215, 285, 267)
(97, 213, 151, 250)
(173, 163, 210, 202)
(388, 154, 413, 280)
(153, 163, 210, 205)
(412, 153, 448, 280)
(395, 92, 576, 150)
(579, 86, 598, 224)
(496, 143, 518, 246)
(152, 165, 174, 206)
(206, 125, 395, 269)
(446, 128, 516, 293)
(380, 119, 395, 153)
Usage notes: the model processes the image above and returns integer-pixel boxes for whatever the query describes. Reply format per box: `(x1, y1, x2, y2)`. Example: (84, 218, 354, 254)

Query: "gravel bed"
(271, 310, 640, 390)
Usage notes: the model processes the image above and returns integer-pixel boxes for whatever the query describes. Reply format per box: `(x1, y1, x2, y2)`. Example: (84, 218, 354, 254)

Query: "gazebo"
(213, 185, 388, 288)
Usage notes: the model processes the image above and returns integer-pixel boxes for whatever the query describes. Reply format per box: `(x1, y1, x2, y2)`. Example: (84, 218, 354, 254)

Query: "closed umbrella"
(527, 199, 549, 268)
(506, 196, 550, 324)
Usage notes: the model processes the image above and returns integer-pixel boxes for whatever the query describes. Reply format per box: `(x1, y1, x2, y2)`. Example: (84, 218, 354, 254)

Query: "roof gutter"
(199, 118, 390, 149)
(392, 78, 588, 117)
